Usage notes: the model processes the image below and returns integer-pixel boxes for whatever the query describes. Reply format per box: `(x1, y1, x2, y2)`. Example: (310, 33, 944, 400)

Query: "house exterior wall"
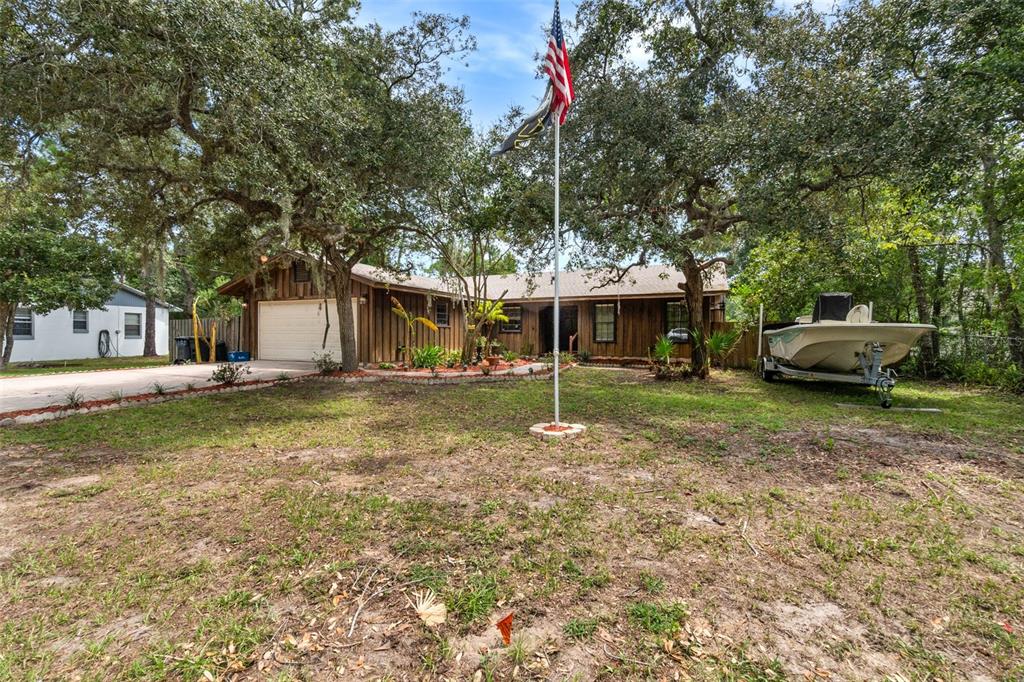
(236, 263, 465, 364)
(493, 294, 725, 361)
(10, 304, 169, 363)
(230, 261, 726, 364)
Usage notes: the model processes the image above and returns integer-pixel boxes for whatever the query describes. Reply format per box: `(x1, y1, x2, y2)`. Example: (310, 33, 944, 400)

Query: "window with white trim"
(435, 300, 450, 327)
(593, 303, 616, 343)
(73, 309, 89, 333)
(124, 312, 142, 338)
(13, 308, 33, 339)
(500, 306, 522, 333)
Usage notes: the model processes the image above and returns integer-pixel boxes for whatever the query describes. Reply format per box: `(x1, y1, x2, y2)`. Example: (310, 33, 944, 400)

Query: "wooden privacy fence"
(711, 321, 762, 370)
(169, 317, 243, 353)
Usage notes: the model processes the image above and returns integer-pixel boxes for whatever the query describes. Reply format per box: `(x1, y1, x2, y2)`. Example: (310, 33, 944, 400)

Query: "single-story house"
(9, 284, 171, 363)
(217, 260, 728, 364)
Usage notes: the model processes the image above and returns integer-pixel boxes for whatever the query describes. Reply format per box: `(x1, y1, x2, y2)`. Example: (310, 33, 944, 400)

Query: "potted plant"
(485, 340, 505, 367)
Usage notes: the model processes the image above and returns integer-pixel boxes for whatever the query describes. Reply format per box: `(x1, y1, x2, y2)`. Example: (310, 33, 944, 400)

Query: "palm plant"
(391, 296, 438, 366)
(466, 299, 509, 363)
(652, 335, 675, 365)
(707, 329, 742, 369)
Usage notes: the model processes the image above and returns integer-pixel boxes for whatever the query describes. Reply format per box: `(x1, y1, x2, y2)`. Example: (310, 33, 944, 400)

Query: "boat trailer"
(758, 343, 897, 408)
(755, 302, 898, 408)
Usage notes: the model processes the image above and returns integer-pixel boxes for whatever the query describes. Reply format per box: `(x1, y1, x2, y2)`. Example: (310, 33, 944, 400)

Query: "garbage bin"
(173, 337, 229, 363)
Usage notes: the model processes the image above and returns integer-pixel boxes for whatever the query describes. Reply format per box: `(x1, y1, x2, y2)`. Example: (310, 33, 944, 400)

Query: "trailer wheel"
(759, 357, 778, 382)
(877, 379, 894, 408)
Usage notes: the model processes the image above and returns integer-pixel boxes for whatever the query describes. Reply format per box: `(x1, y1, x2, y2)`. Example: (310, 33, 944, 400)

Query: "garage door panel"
(258, 300, 355, 362)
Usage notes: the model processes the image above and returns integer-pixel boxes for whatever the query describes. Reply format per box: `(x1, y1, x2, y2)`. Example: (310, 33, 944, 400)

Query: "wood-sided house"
(217, 260, 728, 364)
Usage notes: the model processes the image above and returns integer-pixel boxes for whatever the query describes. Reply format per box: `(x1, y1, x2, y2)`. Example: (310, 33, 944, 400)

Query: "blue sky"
(358, 0, 580, 132)
(357, 1, 839, 132)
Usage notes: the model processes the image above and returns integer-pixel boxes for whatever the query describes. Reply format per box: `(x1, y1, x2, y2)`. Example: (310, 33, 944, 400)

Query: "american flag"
(544, 0, 574, 125)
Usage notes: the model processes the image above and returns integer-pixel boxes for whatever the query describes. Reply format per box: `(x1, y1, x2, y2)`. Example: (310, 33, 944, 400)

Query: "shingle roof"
(350, 264, 450, 294)
(221, 257, 727, 301)
(483, 263, 728, 301)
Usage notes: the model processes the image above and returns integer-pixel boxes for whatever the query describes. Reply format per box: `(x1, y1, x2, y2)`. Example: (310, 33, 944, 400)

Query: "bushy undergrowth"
(942, 360, 1023, 393)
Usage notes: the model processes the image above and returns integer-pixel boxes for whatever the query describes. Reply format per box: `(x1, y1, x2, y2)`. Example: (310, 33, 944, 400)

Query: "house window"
(13, 308, 33, 339)
(500, 306, 522, 333)
(124, 312, 142, 338)
(594, 303, 616, 343)
(434, 300, 450, 327)
(666, 301, 689, 333)
(293, 261, 311, 283)
(72, 309, 89, 333)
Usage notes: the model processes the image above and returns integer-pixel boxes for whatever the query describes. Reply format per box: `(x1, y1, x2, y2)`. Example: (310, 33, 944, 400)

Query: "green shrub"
(444, 349, 462, 368)
(652, 335, 674, 365)
(312, 351, 339, 374)
(412, 344, 445, 369)
(708, 328, 741, 368)
(578, 349, 591, 362)
(502, 350, 519, 363)
(378, 362, 395, 370)
(209, 363, 252, 385)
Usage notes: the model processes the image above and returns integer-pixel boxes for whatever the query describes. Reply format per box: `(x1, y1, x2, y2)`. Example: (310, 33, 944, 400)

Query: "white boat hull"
(764, 323, 935, 372)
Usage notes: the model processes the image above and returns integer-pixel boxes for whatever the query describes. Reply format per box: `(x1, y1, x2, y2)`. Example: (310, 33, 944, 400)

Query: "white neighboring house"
(10, 284, 171, 363)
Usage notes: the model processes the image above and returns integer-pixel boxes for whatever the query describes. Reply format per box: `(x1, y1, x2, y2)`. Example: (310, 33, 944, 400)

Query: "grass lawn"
(0, 355, 170, 377)
(0, 368, 1022, 680)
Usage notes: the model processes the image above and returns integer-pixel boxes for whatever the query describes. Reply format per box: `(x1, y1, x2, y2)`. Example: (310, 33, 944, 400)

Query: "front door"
(539, 306, 578, 353)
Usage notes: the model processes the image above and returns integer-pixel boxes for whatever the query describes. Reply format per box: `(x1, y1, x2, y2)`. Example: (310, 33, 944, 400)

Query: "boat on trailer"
(757, 293, 935, 408)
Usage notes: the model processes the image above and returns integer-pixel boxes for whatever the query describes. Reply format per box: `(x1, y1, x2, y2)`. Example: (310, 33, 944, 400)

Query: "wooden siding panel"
(231, 261, 724, 364)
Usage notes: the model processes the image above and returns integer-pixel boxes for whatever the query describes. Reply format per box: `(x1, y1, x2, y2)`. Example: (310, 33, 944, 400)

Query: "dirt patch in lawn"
(1, 373, 1022, 681)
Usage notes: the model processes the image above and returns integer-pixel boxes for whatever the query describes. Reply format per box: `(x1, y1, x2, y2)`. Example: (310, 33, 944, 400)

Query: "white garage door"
(258, 299, 357, 362)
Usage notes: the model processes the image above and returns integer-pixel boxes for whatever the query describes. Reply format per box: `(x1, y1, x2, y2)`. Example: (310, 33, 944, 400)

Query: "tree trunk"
(681, 251, 707, 378)
(931, 245, 947, 365)
(907, 245, 935, 376)
(143, 294, 157, 356)
(326, 252, 358, 372)
(0, 302, 14, 369)
(981, 150, 1024, 368)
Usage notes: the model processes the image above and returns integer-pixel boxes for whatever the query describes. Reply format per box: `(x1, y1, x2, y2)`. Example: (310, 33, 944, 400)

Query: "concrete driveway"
(0, 361, 316, 413)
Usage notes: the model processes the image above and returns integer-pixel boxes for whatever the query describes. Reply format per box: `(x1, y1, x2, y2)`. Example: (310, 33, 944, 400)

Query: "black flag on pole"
(491, 85, 553, 156)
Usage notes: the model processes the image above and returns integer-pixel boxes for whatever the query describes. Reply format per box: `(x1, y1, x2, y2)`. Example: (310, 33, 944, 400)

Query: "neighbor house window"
(500, 306, 522, 333)
(292, 261, 311, 283)
(72, 309, 89, 333)
(666, 301, 688, 333)
(124, 312, 142, 338)
(594, 303, 616, 343)
(434, 300, 450, 327)
(13, 308, 33, 339)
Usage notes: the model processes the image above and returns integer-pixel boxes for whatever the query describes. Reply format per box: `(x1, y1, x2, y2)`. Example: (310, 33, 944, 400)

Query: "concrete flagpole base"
(529, 422, 586, 441)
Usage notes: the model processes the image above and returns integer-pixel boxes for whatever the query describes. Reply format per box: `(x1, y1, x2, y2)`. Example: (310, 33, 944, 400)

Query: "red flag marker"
(496, 612, 513, 645)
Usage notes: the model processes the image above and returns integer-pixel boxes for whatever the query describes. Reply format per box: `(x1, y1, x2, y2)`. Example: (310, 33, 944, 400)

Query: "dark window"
(13, 308, 33, 338)
(593, 303, 616, 343)
(500, 306, 522, 333)
(73, 309, 89, 333)
(666, 301, 689, 333)
(435, 300, 450, 327)
(293, 261, 311, 283)
(124, 312, 142, 338)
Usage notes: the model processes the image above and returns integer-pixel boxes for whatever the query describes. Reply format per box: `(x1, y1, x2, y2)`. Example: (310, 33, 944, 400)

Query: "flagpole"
(553, 116, 561, 426)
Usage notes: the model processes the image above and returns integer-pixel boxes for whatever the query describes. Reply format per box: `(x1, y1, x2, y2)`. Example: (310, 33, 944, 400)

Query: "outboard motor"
(813, 292, 853, 322)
